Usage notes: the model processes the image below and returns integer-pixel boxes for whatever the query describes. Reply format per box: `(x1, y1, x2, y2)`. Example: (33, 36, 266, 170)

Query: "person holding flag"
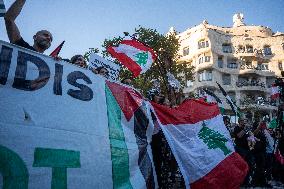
(4, 0, 53, 53)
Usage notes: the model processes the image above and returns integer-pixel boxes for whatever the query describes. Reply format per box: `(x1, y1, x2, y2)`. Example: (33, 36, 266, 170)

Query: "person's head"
(153, 94, 165, 104)
(96, 67, 109, 78)
(121, 78, 132, 86)
(223, 116, 230, 125)
(33, 30, 53, 52)
(70, 55, 87, 68)
(238, 118, 246, 127)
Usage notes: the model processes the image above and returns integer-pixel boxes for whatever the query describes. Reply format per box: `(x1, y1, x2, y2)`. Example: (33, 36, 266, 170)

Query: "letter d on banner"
(13, 51, 50, 91)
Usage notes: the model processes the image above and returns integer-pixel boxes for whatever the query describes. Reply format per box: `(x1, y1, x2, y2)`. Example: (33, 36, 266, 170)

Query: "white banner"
(0, 41, 156, 189)
(89, 53, 121, 81)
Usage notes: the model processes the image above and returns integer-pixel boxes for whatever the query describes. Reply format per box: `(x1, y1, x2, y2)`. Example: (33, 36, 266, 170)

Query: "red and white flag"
(107, 39, 157, 77)
(270, 84, 280, 100)
(151, 99, 248, 189)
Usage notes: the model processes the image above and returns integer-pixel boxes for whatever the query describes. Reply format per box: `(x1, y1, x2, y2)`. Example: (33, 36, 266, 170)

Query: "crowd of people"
(224, 115, 284, 188)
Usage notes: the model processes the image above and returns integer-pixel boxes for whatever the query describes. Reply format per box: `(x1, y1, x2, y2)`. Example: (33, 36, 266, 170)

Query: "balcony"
(239, 64, 274, 76)
(239, 97, 277, 110)
(236, 80, 266, 91)
(235, 48, 274, 60)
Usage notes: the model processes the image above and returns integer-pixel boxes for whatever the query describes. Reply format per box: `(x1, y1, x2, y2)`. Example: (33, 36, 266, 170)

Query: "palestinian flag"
(105, 81, 157, 188)
(151, 99, 248, 189)
(107, 39, 157, 77)
(216, 82, 241, 117)
(203, 89, 225, 114)
(270, 84, 280, 100)
(0, 0, 6, 17)
(49, 41, 65, 57)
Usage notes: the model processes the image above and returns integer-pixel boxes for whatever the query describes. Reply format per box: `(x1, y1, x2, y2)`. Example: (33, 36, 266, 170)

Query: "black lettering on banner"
(12, 51, 50, 91)
(67, 71, 93, 101)
(0, 46, 13, 85)
(53, 63, 63, 95)
(134, 106, 155, 189)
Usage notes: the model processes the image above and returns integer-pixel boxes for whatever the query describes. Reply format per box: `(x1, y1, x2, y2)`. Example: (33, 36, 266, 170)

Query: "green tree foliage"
(198, 122, 231, 156)
(101, 26, 194, 100)
(84, 47, 99, 62)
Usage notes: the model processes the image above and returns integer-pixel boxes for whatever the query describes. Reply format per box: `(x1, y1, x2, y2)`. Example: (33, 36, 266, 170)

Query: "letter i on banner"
(0, 0, 6, 17)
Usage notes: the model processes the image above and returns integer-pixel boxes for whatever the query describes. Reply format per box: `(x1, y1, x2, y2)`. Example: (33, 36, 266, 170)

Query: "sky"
(1, 0, 284, 59)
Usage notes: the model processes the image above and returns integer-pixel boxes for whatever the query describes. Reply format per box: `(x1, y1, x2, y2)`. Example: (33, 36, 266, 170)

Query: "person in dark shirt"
(4, 0, 53, 53)
(234, 118, 254, 186)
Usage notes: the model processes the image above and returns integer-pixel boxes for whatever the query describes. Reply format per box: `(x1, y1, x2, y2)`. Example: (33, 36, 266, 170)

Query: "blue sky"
(1, 0, 284, 59)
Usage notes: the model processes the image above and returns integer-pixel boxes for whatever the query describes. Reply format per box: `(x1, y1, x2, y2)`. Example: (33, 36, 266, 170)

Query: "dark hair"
(96, 66, 109, 74)
(70, 55, 84, 64)
(121, 77, 132, 84)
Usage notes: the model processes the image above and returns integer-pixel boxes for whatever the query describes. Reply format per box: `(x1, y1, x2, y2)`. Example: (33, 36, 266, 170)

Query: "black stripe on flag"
(134, 106, 155, 189)
(216, 82, 227, 97)
(216, 82, 240, 115)
(203, 89, 222, 104)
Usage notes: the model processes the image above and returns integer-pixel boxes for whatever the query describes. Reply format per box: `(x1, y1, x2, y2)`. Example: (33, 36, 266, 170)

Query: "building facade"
(177, 14, 284, 120)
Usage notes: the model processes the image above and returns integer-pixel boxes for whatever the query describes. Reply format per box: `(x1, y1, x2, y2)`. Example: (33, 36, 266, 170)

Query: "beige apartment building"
(177, 14, 284, 120)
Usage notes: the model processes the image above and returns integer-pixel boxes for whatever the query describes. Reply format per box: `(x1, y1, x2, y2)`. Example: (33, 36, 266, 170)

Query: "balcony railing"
(240, 98, 277, 107)
(236, 81, 266, 88)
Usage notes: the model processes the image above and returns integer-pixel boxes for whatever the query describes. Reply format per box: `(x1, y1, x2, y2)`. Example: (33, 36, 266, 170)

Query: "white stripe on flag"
(113, 44, 154, 72)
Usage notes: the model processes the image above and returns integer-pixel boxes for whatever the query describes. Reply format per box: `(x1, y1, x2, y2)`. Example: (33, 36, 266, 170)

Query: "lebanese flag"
(107, 39, 157, 77)
(271, 84, 280, 100)
(151, 99, 248, 189)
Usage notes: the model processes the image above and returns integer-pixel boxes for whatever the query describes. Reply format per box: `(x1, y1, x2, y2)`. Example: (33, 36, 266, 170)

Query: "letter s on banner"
(67, 71, 93, 101)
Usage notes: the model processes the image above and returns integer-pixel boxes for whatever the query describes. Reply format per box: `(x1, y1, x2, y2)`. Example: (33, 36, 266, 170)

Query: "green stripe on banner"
(105, 86, 133, 189)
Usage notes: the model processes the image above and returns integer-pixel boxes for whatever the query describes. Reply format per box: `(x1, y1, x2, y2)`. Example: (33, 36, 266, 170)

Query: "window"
(228, 92, 236, 103)
(238, 45, 245, 53)
(257, 63, 269, 70)
(279, 62, 283, 71)
(263, 46, 272, 55)
(205, 56, 211, 62)
(218, 56, 223, 68)
(183, 47, 189, 56)
(245, 61, 253, 69)
(198, 70, 212, 81)
(227, 62, 238, 69)
(246, 45, 253, 53)
(222, 74, 231, 85)
(186, 80, 193, 87)
(227, 58, 238, 69)
(198, 56, 204, 64)
(222, 44, 232, 53)
(198, 40, 209, 49)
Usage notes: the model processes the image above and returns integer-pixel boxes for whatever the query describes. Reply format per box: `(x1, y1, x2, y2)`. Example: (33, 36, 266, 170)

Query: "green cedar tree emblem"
(198, 121, 231, 156)
(134, 52, 148, 66)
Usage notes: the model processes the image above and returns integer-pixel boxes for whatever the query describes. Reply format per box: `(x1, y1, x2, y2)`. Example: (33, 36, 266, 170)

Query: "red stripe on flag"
(190, 152, 248, 189)
(151, 99, 220, 125)
(49, 41, 65, 57)
(271, 93, 280, 100)
(106, 80, 143, 121)
(120, 40, 157, 61)
(107, 46, 142, 77)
